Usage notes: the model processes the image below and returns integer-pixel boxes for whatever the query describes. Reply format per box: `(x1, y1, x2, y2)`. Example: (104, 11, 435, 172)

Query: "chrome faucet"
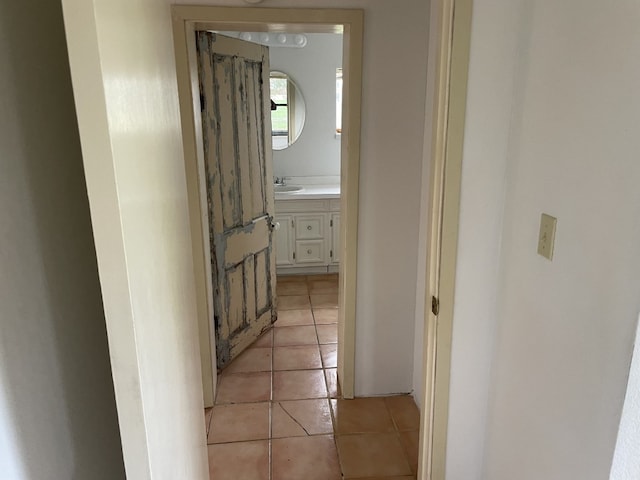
(274, 176, 290, 186)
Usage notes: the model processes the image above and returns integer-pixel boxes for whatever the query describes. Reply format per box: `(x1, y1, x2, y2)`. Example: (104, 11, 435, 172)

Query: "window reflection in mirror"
(270, 71, 306, 150)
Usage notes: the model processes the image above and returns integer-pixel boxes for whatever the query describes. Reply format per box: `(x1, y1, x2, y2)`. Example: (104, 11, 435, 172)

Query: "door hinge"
(293, 251, 296, 260)
(330, 219, 333, 227)
(431, 296, 439, 316)
(330, 249, 333, 258)
(291, 219, 294, 228)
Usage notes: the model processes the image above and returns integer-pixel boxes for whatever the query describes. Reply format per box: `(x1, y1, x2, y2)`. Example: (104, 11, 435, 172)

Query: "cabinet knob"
(307, 249, 312, 254)
(307, 225, 312, 230)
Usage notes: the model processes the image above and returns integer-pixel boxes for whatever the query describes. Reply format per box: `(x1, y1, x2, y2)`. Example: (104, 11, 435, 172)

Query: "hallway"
(204, 274, 419, 479)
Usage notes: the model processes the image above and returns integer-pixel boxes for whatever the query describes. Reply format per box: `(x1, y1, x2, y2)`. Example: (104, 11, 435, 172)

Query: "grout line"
(383, 396, 401, 432)
(383, 397, 416, 476)
(309, 275, 347, 479)
(395, 429, 415, 475)
(268, 326, 274, 480)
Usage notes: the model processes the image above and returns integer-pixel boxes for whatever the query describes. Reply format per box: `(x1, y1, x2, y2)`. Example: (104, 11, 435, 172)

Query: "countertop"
(274, 184, 340, 201)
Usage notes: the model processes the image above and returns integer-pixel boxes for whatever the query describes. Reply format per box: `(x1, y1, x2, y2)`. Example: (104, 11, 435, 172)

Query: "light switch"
(537, 213, 557, 260)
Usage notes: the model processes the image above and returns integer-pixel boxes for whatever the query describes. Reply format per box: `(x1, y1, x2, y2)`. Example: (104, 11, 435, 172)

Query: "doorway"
(59, 0, 471, 477)
(172, 6, 363, 406)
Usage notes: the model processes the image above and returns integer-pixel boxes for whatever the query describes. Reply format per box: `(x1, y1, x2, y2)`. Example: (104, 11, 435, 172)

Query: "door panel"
(196, 31, 277, 368)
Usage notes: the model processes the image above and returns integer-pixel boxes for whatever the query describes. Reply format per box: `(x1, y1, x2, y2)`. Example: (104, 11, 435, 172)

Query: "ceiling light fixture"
(219, 31, 308, 48)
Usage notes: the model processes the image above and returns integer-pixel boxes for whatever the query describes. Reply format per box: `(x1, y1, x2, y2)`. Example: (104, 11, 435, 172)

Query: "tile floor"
(205, 274, 420, 480)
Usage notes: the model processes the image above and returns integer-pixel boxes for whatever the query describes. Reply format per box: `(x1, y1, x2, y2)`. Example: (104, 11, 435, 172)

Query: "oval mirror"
(270, 71, 306, 150)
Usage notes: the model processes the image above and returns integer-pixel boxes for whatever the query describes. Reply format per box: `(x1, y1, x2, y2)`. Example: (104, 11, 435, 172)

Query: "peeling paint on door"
(196, 32, 277, 369)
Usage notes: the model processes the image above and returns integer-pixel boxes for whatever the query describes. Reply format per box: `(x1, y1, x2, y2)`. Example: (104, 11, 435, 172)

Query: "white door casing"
(173, 4, 363, 407)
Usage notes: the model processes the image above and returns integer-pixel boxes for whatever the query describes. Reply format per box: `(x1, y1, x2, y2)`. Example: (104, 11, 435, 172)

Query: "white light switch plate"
(538, 213, 557, 260)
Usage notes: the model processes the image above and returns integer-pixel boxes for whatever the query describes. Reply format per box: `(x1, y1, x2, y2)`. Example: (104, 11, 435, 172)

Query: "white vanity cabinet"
(274, 198, 340, 274)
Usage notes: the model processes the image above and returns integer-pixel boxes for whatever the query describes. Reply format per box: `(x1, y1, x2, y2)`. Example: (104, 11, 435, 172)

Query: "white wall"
(610, 315, 640, 480)
(270, 33, 343, 179)
(445, 0, 640, 478)
(0, 1, 124, 478)
(483, 1, 640, 478)
(61, 0, 209, 478)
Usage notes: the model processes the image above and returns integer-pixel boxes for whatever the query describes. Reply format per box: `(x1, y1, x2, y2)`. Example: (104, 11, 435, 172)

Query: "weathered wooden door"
(196, 32, 277, 369)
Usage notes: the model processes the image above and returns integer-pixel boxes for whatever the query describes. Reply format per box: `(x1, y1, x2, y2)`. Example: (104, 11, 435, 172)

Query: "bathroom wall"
(270, 33, 343, 180)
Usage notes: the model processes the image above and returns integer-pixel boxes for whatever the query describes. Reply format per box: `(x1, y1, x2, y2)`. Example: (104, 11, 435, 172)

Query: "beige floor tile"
(216, 372, 271, 404)
(385, 395, 420, 431)
(313, 308, 338, 324)
(273, 325, 318, 346)
(204, 407, 213, 436)
(319, 344, 337, 368)
(277, 282, 309, 295)
(310, 293, 338, 309)
(207, 440, 269, 480)
(273, 369, 328, 400)
(271, 401, 307, 438)
(278, 295, 311, 310)
(316, 324, 338, 344)
(208, 402, 270, 444)
(223, 347, 272, 374)
(307, 274, 338, 282)
(308, 280, 338, 294)
(272, 435, 342, 480)
(398, 429, 420, 474)
(336, 433, 412, 478)
(324, 368, 341, 398)
(277, 275, 307, 283)
(274, 309, 314, 327)
(331, 398, 395, 434)
(253, 329, 273, 348)
(273, 345, 322, 371)
(272, 399, 333, 438)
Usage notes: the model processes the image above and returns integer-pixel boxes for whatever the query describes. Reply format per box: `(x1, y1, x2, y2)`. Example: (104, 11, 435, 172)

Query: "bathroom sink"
(274, 184, 304, 193)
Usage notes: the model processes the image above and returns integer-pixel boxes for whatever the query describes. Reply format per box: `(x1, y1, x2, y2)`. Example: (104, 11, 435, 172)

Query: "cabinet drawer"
(275, 199, 330, 213)
(295, 215, 325, 239)
(295, 240, 326, 264)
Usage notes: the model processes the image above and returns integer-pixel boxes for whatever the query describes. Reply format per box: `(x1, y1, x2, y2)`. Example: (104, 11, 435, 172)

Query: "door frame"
(171, 6, 364, 405)
(418, 0, 473, 478)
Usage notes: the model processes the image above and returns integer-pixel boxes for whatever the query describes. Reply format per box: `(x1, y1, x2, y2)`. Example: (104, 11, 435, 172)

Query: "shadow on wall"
(0, 1, 125, 478)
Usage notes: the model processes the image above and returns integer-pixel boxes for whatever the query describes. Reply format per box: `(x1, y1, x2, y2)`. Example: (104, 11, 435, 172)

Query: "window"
(270, 73, 290, 150)
(336, 68, 343, 135)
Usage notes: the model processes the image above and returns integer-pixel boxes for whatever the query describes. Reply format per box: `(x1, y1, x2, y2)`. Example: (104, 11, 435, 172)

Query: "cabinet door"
(274, 214, 294, 266)
(330, 213, 341, 265)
